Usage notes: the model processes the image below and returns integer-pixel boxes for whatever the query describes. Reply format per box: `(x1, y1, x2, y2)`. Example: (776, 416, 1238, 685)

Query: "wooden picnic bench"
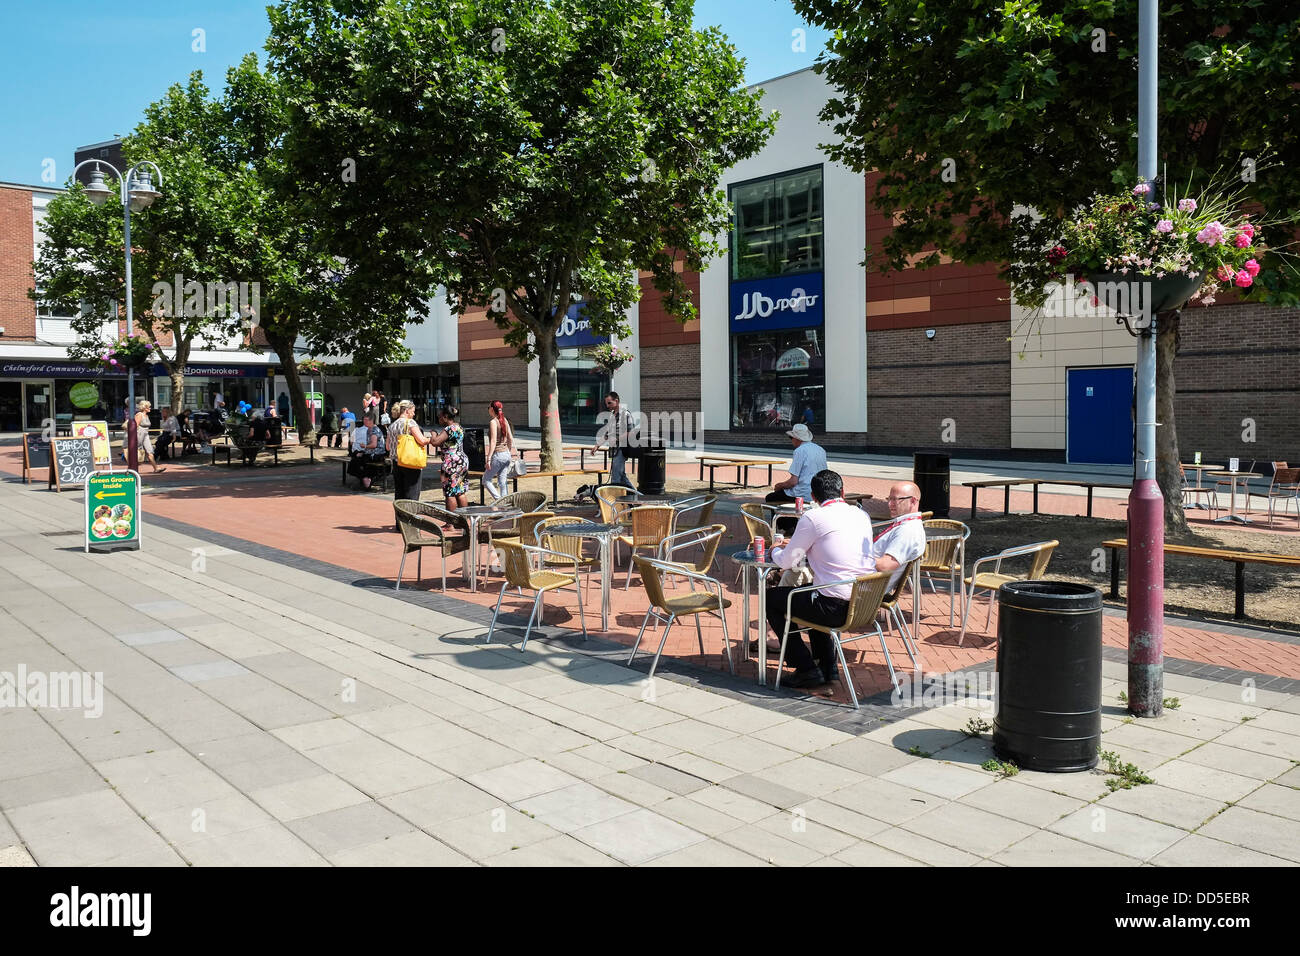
(340, 454, 392, 491)
(963, 478, 1130, 519)
(213, 440, 314, 467)
(519, 445, 612, 471)
(1101, 537, 1300, 620)
(696, 456, 787, 492)
(470, 467, 608, 505)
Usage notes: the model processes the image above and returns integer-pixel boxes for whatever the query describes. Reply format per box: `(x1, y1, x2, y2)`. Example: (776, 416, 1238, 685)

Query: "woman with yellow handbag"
(391, 401, 432, 502)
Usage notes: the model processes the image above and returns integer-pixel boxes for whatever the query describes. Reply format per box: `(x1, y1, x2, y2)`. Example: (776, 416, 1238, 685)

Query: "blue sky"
(0, 0, 829, 187)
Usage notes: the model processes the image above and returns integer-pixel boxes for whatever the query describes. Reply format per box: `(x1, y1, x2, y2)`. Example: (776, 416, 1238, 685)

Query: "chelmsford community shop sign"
(85, 471, 142, 553)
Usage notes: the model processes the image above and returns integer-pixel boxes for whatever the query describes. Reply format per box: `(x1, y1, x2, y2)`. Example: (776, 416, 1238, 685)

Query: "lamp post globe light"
(70, 158, 165, 465)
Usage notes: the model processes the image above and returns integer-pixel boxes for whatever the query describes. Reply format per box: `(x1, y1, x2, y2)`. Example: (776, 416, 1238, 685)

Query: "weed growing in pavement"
(907, 745, 932, 758)
(1163, 696, 1181, 709)
(1118, 690, 1128, 703)
(963, 716, 992, 737)
(1241, 715, 1256, 722)
(980, 758, 1020, 778)
(1098, 749, 1155, 790)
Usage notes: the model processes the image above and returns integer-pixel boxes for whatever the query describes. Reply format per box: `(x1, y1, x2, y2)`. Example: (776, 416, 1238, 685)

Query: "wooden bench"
(1102, 537, 1300, 619)
(471, 467, 607, 505)
(964, 478, 1130, 519)
(696, 456, 787, 492)
(519, 445, 612, 471)
(340, 455, 393, 492)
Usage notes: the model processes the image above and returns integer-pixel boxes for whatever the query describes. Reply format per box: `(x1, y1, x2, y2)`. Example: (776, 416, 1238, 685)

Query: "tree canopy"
(266, 0, 775, 466)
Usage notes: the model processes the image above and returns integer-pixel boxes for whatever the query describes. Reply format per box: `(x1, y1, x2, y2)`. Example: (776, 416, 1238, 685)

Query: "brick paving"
(2, 467, 1298, 867)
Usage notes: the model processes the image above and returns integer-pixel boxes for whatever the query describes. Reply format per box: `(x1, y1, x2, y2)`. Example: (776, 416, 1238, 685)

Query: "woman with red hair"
(483, 400, 516, 500)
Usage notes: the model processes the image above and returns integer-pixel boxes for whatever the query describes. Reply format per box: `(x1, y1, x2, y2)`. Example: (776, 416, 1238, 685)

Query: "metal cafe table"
(457, 504, 522, 591)
(1207, 469, 1259, 524)
(729, 547, 784, 686)
(541, 520, 624, 632)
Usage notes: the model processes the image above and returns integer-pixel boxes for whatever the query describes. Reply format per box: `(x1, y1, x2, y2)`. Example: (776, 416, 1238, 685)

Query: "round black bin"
(913, 451, 950, 517)
(637, 444, 667, 495)
(993, 581, 1102, 772)
(462, 427, 486, 473)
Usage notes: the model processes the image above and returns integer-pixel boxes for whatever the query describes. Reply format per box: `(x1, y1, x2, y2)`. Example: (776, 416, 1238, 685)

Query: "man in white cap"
(765, 422, 827, 507)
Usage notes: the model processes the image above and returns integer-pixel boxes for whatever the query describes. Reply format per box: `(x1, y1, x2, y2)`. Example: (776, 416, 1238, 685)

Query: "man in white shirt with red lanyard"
(872, 481, 927, 590)
(766, 470, 875, 688)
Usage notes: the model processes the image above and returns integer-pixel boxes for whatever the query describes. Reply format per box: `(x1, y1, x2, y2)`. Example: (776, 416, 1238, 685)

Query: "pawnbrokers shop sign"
(729, 273, 824, 333)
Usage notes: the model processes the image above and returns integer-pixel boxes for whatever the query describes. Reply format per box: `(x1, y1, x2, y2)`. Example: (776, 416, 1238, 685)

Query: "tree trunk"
(535, 331, 563, 472)
(169, 369, 185, 410)
(267, 332, 312, 442)
(1155, 310, 1191, 536)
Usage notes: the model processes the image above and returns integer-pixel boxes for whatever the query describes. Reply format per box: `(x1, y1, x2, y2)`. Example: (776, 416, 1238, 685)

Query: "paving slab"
(1195, 805, 1300, 862)
(1149, 833, 1297, 867)
(287, 801, 418, 856)
(8, 790, 169, 867)
(901, 802, 1038, 858)
(329, 829, 474, 866)
(1048, 805, 1188, 861)
(482, 834, 622, 867)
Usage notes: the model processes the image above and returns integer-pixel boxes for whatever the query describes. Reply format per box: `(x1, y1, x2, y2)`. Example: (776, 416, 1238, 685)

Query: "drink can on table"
(795, 497, 804, 515)
(753, 536, 765, 562)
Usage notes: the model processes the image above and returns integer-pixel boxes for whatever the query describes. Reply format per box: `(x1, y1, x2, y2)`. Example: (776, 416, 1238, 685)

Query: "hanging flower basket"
(591, 343, 634, 375)
(1009, 175, 1276, 319)
(94, 335, 155, 371)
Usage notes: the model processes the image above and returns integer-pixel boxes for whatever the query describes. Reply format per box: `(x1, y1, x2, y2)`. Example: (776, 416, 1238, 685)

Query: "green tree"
(266, 0, 774, 469)
(34, 61, 420, 439)
(794, 0, 1299, 531)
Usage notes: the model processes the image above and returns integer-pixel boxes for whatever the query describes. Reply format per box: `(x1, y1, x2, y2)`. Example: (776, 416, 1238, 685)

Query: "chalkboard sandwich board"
(22, 433, 51, 484)
(49, 437, 95, 491)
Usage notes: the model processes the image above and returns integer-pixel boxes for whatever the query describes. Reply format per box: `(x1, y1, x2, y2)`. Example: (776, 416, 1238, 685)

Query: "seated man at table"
(871, 480, 928, 591)
(764, 423, 827, 533)
(766, 469, 874, 688)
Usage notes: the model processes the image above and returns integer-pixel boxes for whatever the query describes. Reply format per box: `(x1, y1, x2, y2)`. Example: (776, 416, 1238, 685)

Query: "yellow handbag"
(396, 432, 427, 469)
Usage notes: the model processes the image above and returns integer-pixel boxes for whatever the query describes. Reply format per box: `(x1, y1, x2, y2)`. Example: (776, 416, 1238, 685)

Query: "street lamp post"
(72, 158, 164, 469)
(1128, 0, 1165, 718)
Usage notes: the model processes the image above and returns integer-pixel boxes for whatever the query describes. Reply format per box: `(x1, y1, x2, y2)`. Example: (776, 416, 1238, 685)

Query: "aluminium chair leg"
(520, 591, 545, 652)
(775, 618, 795, 690)
(573, 582, 587, 641)
(832, 633, 858, 709)
(718, 609, 734, 675)
(629, 608, 655, 665)
(695, 614, 705, 657)
(486, 582, 508, 644)
(875, 623, 901, 691)
(958, 584, 975, 646)
(396, 550, 407, 592)
(648, 615, 676, 678)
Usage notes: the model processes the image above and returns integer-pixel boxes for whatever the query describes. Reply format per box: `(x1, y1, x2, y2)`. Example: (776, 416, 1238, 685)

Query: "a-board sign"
(22, 433, 51, 484)
(49, 437, 94, 491)
(86, 470, 141, 552)
(68, 420, 111, 465)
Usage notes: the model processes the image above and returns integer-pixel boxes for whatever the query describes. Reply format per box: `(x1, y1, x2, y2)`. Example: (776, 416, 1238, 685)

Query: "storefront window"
(557, 346, 611, 428)
(730, 166, 823, 281)
(731, 329, 825, 431)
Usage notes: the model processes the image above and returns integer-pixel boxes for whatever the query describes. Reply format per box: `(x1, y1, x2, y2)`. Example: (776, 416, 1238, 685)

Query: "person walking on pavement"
(593, 391, 637, 490)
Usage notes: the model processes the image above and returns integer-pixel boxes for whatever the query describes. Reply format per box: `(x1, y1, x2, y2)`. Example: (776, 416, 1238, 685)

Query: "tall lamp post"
(72, 159, 165, 468)
(1128, 0, 1165, 717)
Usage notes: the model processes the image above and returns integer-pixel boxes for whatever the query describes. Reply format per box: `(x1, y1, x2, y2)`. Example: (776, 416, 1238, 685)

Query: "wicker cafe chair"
(628, 556, 734, 679)
(656, 523, 728, 580)
(393, 501, 471, 593)
(596, 484, 639, 525)
(485, 540, 587, 651)
(674, 495, 718, 533)
(774, 571, 893, 709)
(478, 491, 548, 576)
(619, 505, 677, 589)
(920, 518, 970, 626)
(876, 557, 924, 671)
(958, 540, 1059, 646)
(534, 516, 601, 600)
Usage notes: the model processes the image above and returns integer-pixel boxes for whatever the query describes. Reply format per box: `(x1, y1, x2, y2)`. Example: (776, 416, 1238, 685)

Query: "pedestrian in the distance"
(483, 400, 517, 500)
(390, 401, 432, 503)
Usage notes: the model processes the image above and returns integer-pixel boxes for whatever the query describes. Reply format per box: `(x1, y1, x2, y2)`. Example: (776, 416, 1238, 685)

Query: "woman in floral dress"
(429, 405, 469, 512)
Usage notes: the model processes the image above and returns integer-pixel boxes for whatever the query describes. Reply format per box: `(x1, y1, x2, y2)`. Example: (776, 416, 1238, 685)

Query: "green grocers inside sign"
(69, 381, 100, 408)
(85, 470, 141, 552)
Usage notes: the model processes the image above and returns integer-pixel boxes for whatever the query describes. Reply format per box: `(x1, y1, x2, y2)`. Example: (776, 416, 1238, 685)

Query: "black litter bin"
(993, 581, 1102, 772)
(638, 442, 667, 495)
(913, 451, 950, 517)
(462, 426, 486, 473)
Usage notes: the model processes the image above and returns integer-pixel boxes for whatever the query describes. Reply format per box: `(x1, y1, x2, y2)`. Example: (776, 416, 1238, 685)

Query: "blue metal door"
(1067, 367, 1133, 465)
